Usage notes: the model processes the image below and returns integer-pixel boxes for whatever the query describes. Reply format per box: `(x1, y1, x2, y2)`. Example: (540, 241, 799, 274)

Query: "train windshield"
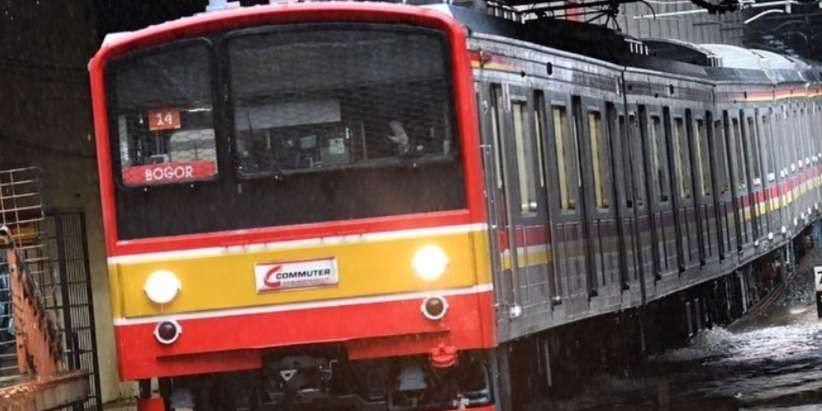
(105, 24, 465, 240)
(110, 43, 218, 187)
(230, 25, 457, 177)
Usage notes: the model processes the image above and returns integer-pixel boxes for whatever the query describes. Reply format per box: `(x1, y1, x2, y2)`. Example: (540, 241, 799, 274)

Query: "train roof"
(442, 4, 822, 85)
(99, 2, 822, 87)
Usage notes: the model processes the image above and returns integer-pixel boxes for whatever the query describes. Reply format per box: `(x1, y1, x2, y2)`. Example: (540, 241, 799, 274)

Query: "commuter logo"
(255, 257, 338, 292)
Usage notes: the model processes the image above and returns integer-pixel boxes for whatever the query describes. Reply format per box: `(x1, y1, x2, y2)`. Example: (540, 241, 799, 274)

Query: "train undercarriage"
(151, 349, 493, 411)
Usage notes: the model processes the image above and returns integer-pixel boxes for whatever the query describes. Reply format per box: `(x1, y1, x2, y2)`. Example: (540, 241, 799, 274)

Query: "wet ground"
(540, 248, 822, 411)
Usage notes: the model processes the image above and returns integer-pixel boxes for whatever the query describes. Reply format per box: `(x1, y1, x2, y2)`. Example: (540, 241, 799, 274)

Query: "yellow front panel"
(112, 230, 490, 318)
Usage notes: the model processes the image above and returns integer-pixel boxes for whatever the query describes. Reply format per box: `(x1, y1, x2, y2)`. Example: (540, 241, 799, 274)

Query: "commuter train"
(88, 2, 822, 410)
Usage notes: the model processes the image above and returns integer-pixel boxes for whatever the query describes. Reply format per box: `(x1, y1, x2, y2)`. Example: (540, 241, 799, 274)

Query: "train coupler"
(430, 343, 459, 368)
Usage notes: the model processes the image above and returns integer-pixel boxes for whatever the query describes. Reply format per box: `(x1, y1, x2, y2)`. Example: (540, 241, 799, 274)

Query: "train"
(88, 1, 822, 410)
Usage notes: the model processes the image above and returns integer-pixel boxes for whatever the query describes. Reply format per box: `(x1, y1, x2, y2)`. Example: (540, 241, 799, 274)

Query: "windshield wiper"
(245, 111, 285, 180)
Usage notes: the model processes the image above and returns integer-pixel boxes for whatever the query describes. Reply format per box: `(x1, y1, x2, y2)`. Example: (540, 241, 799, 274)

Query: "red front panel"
(115, 290, 494, 380)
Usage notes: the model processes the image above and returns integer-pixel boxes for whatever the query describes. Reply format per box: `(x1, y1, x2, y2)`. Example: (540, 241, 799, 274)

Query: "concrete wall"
(0, 1, 136, 403)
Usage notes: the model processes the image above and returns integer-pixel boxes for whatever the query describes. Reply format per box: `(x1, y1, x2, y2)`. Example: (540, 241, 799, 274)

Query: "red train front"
(89, 3, 495, 410)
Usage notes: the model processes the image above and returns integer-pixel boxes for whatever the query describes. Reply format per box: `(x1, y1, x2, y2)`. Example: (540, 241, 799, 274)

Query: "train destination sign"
(255, 257, 339, 292)
(121, 160, 216, 185)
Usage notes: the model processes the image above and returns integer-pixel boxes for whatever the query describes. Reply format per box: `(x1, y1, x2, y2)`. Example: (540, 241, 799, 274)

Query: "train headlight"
(144, 270, 181, 304)
(412, 245, 449, 281)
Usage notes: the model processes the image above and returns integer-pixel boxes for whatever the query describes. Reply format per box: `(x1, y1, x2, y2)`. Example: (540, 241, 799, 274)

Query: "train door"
(692, 113, 716, 265)
(653, 107, 679, 280)
(611, 107, 640, 293)
(800, 105, 814, 221)
(544, 94, 590, 314)
(479, 83, 515, 332)
(499, 86, 556, 323)
(751, 109, 770, 244)
(637, 105, 670, 286)
(668, 108, 700, 272)
(759, 108, 781, 239)
(727, 111, 752, 252)
(774, 105, 789, 234)
(799, 105, 810, 221)
(575, 97, 622, 305)
(809, 102, 822, 211)
(787, 106, 799, 232)
(708, 112, 735, 266)
(625, 108, 655, 293)
(741, 109, 765, 248)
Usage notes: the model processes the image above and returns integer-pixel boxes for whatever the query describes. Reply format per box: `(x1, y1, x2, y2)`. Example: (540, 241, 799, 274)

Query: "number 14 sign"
(148, 108, 181, 131)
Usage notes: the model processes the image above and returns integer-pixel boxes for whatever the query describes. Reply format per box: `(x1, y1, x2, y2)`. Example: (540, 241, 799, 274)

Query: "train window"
(553, 106, 575, 210)
(761, 115, 773, 181)
(695, 120, 711, 197)
(107, 42, 219, 186)
(799, 109, 808, 168)
(732, 117, 746, 188)
(491, 85, 504, 189)
(673, 117, 691, 199)
(512, 101, 537, 214)
(714, 120, 730, 194)
(619, 115, 633, 208)
(589, 111, 609, 208)
(650, 115, 669, 202)
(534, 93, 547, 190)
(792, 110, 800, 170)
(747, 117, 762, 185)
(794, 110, 805, 168)
(629, 114, 645, 208)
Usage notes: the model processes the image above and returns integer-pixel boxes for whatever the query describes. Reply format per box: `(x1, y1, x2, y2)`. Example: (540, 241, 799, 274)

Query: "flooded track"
(534, 248, 822, 411)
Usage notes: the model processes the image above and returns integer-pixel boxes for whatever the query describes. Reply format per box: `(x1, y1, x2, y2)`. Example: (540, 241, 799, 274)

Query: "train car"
(88, 1, 822, 410)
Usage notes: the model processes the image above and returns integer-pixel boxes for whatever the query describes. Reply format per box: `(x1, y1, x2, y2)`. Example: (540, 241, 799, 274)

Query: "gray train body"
(437, 5, 822, 343)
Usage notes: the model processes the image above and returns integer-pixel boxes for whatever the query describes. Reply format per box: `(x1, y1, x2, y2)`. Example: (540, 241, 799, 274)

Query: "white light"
(412, 245, 449, 281)
(144, 270, 181, 304)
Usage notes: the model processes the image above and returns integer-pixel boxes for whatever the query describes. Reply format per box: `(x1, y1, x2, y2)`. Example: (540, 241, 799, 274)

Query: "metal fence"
(0, 167, 101, 409)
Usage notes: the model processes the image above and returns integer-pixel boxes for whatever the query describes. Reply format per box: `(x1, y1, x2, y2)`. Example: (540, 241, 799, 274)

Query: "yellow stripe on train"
(109, 230, 491, 319)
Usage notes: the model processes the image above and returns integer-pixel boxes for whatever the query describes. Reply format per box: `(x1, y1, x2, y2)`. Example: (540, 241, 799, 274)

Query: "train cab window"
(673, 117, 691, 199)
(108, 43, 219, 187)
(732, 117, 746, 188)
(589, 111, 609, 208)
(553, 106, 576, 210)
(747, 117, 762, 185)
(512, 101, 537, 214)
(650, 115, 670, 202)
(695, 119, 711, 197)
(714, 120, 730, 195)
